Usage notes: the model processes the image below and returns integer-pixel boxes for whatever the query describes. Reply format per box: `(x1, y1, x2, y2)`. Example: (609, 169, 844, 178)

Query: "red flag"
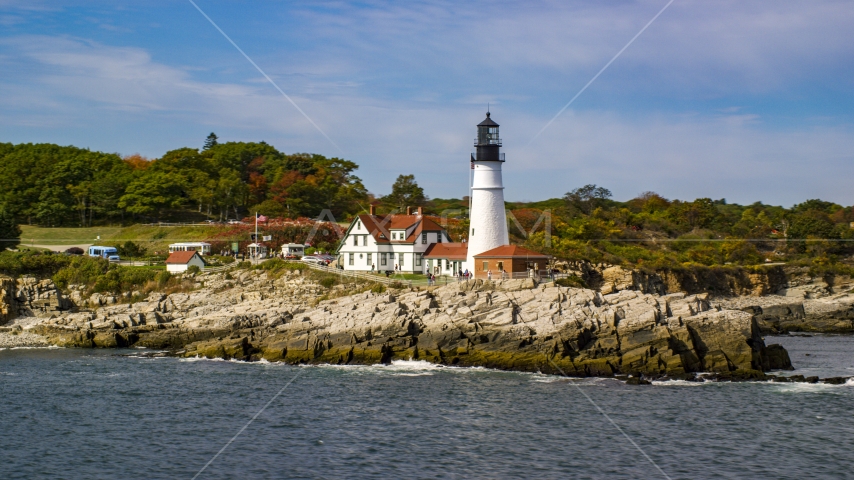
(257, 215, 268, 222)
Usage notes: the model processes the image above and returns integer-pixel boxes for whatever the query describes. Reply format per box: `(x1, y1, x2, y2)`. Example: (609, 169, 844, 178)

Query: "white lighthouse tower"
(466, 111, 509, 269)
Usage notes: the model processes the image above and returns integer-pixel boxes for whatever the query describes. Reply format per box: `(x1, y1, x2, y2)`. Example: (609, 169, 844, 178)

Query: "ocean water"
(1, 335, 853, 479)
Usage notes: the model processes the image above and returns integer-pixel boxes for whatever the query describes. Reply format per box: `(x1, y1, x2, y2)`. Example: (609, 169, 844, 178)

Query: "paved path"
(20, 243, 93, 252)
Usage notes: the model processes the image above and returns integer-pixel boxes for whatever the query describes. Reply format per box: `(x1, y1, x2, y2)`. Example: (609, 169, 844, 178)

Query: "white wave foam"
(386, 359, 443, 371)
(8, 345, 61, 350)
(651, 379, 708, 387)
(179, 355, 227, 362)
(530, 374, 564, 383)
(299, 359, 444, 376)
(770, 381, 851, 394)
(177, 356, 292, 367)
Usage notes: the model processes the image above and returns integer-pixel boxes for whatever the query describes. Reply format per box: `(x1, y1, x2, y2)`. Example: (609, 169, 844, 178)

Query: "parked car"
(301, 256, 329, 266)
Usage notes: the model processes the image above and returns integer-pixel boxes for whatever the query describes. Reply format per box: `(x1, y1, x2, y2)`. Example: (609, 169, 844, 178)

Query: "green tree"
(668, 198, 718, 230)
(383, 174, 426, 212)
(207, 142, 283, 181)
(203, 132, 218, 150)
(788, 210, 835, 240)
(0, 207, 21, 251)
(116, 241, 146, 258)
(792, 199, 840, 215)
(564, 184, 612, 215)
(118, 171, 187, 219)
(215, 168, 247, 220)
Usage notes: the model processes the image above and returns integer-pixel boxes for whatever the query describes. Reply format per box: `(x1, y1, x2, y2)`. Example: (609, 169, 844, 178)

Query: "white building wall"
(466, 160, 508, 268)
(166, 264, 187, 273)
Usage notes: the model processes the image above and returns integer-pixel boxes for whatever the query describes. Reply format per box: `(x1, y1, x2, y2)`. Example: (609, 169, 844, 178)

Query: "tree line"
(514, 184, 854, 271)
(0, 136, 370, 226)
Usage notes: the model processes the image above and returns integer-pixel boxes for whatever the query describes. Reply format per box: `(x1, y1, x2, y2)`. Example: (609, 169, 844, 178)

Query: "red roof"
(165, 251, 205, 265)
(472, 245, 550, 258)
(355, 214, 446, 245)
(423, 242, 468, 260)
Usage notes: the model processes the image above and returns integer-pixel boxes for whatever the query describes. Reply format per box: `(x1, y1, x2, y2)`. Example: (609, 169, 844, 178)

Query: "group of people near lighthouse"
(427, 269, 474, 285)
(365, 262, 510, 285)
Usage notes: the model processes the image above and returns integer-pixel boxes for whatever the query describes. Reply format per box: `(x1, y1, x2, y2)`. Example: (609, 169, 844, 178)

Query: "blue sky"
(1, 0, 853, 206)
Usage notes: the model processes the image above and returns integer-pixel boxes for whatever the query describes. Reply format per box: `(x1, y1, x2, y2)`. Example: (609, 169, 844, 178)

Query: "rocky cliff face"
(558, 261, 848, 298)
(716, 294, 854, 333)
(0, 276, 15, 324)
(27, 270, 791, 377)
(0, 275, 72, 324)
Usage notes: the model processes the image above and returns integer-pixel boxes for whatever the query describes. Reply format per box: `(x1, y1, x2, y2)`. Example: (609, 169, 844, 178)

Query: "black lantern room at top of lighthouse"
(472, 112, 505, 163)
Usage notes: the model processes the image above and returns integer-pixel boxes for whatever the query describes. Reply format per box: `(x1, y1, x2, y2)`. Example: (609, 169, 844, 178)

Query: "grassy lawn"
(20, 225, 124, 245)
(19, 225, 229, 250)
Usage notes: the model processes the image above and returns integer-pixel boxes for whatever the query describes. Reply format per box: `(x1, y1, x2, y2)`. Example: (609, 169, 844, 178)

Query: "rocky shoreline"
(3, 266, 854, 384)
(0, 329, 51, 348)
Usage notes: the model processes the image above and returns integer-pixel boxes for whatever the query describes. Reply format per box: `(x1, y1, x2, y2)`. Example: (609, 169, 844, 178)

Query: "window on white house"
(367, 253, 372, 265)
(349, 253, 354, 265)
(391, 232, 396, 240)
(381, 253, 387, 265)
(357, 220, 361, 230)
(437, 233, 442, 243)
(399, 253, 404, 266)
(422, 233, 427, 244)
(353, 235, 357, 246)
(415, 253, 422, 266)
(362, 236, 368, 246)
(472, 228, 475, 236)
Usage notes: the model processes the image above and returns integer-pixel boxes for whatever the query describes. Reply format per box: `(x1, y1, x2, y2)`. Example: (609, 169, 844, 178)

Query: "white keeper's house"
(336, 206, 452, 273)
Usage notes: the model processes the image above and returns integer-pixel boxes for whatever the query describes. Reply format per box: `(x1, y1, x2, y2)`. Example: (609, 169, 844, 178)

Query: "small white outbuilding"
(281, 243, 305, 257)
(165, 251, 206, 273)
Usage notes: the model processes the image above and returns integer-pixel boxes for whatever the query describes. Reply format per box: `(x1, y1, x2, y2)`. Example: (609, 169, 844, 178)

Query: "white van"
(88, 246, 120, 262)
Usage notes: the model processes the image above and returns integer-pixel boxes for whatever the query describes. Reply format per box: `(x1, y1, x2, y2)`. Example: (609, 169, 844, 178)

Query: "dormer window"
(357, 220, 361, 230)
(392, 232, 396, 240)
